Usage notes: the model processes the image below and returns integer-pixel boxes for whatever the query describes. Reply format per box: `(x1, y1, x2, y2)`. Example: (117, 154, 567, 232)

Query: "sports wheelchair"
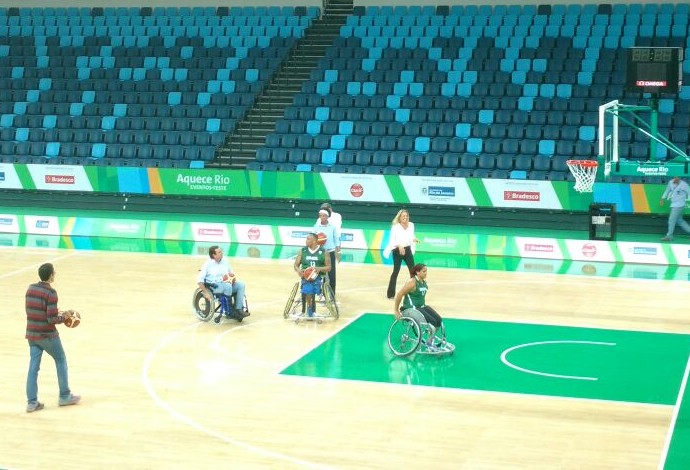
(192, 283, 249, 324)
(387, 308, 455, 357)
(283, 275, 339, 323)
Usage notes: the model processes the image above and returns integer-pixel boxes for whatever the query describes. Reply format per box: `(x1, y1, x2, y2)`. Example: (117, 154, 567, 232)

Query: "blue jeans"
(213, 280, 246, 310)
(27, 336, 71, 404)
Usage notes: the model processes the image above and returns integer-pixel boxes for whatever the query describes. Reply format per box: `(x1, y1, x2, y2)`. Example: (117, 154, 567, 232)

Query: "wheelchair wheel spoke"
(192, 289, 214, 322)
(284, 282, 300, 319)
(387, 318, 421, 357)
(322, 283, 339, 320)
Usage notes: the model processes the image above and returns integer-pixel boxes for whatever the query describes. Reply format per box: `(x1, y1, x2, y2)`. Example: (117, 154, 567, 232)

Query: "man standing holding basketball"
(660, 176, 690, 242)
(314, 208, 341, 295)
(294, 232, 331, 317)
(25, 263, 80, 413)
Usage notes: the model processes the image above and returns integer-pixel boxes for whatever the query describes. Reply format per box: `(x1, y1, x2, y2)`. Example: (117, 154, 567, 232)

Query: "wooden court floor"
(1, 245, 689, 469)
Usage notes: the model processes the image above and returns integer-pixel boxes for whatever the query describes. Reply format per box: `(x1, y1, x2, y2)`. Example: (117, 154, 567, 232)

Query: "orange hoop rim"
(566, 160, 598, 168)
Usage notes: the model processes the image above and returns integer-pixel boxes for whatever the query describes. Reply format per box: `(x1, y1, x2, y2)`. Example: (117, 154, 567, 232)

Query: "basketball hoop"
(567, 160, 598, 193)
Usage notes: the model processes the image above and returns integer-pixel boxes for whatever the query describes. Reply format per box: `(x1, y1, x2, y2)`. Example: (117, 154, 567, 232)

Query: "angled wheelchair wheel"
(388, 317, 421, 357)
(322, 281, 339, 320)
(283, 282, 301, 319)
(193, 288, 214, 322)
(240, 295, 250, 316)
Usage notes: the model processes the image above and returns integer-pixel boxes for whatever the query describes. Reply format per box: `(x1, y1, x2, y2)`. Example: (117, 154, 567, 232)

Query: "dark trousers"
(418, 305, 442, 329)
(386, 246, 415, 298)
(327, 250, 337, 295)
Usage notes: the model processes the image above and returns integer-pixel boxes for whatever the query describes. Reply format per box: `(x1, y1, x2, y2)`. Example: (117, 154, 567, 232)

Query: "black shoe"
(230, 308, 247, 320)
(240, 309, 250, 318)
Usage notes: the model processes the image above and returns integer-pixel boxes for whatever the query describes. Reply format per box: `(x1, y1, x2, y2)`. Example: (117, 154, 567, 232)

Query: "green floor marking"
(281, 314, 690, 405)
(664, 359, 690, 469)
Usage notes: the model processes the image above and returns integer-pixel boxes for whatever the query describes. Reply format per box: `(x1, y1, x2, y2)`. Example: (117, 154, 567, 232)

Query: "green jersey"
(300, 246, 326, 270)
(402, 277, 428, 310)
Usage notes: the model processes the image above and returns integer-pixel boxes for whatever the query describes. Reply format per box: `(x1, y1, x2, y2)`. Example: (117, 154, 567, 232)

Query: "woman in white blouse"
(386, 209, 419, 299)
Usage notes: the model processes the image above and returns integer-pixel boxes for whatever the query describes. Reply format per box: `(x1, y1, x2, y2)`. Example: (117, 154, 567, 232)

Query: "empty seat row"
(1, 6, 318, 20)
(0, 140, 217, 160)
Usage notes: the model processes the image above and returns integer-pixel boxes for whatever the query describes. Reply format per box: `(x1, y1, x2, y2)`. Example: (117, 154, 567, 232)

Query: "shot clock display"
(625, 47, 682, 94)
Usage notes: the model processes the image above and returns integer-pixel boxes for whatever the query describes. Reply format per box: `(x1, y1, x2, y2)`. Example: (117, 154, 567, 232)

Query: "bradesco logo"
(582, 243, 597, 257)
(504, 191, 540, 201)
(35, 220, 50, 229)
(340, 232, 354, 242)
(198, 228, 224, 237)
(350, 183, 364, 197)
(0, 217, 12, 225)
(45, 175, 75, 184)
(524, 243, 553, 253)
(247, 227, 261, 241)
(0, 171, 5, 182)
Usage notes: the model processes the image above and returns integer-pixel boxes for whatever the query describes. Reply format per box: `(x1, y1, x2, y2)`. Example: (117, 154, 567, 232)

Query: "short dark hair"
(208, 245, 220, 258)
(319, 203, 332, 216)
(38, 263, 54, 281)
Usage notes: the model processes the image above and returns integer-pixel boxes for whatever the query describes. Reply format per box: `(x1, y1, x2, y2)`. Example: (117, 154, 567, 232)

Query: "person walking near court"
(660, 176, 690, 242)
(386, 209, 419, 299)
(25, 262, 80, 413)
(314, 208, 341, 295)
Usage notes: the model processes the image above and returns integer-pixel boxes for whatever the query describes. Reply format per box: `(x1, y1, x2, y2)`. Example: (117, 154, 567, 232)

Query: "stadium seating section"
(0, 6, 318, 167)
(1, 4, 690, 179)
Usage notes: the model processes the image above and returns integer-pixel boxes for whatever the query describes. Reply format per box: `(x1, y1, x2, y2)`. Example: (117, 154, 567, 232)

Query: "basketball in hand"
(316, 232, 327, 246)
(303, 266, 318, 281)
(64, 311, 81, 328)
(222, 272, 236, 284)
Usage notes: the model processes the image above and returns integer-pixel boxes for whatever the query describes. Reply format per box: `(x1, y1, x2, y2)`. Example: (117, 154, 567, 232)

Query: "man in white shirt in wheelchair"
(197, 245, 248, 320)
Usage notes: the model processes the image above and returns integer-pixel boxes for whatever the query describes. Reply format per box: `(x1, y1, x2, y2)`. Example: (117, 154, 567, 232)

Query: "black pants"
(418, 305, 442, 329)
(386, 246, 415, 298)
(327, 250, 337, 295)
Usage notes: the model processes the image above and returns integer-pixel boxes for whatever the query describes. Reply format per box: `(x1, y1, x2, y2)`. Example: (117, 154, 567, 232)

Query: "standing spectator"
(319, 202, 342, 231)
(25, 262, 80, 413)
(386, 209, 419, 299)
(660, 176, 690, 241)
(314, 208, 341, 295)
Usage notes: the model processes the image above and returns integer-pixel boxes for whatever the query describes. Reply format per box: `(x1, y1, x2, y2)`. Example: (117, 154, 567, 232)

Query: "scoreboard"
(625, 47, 683, 95)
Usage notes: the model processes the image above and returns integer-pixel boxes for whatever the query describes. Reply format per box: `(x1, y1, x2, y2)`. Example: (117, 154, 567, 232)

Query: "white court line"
(501, 340, 616, 381)
(142, 319, 332, 470)
(0, 251, 79, 280)
(658, 351, 690, 470)
(98, 257, 677, 468)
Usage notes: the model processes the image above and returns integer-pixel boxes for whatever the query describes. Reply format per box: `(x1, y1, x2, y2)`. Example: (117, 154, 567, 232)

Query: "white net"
(567, 160, 598, 193)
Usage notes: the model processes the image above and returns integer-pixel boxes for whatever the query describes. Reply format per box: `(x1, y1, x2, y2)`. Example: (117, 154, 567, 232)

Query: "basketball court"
(1, 242, 690, 469)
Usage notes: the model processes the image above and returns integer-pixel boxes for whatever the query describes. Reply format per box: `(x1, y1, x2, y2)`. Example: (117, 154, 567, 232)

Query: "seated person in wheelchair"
(197, 245, 248, 320)
(393, 263, 443, 348)
(293, 232, 331, 317)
